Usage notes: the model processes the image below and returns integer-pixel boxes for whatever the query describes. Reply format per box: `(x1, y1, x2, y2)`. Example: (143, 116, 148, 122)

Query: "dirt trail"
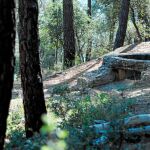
(44, 58, 102, 88)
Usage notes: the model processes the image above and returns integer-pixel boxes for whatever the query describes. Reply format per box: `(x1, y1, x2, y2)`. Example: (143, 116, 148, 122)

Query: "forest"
(0, 0, 150, 149)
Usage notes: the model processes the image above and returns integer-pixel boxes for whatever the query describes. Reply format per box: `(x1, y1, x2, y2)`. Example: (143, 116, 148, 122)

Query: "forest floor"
(9, 42, 150, 149)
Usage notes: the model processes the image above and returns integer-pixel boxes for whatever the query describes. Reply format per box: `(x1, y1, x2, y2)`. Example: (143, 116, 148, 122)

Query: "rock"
(135, 68, 150, 87)
(121, 141, 150, 150)
(77, 53, 150, 88)
(77, 66, 115, 88)
(91, 114, 150, 149)
(103, 54, 150, 72)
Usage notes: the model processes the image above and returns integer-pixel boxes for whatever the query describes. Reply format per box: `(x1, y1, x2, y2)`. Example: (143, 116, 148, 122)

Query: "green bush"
(6, 103, 47, 150)
(52, 84, 70, 96)
(6, 105, 68, 150)
(41, 114, 68, 150)
(48, 93, 135, 149)
(6, 93, 135, 150)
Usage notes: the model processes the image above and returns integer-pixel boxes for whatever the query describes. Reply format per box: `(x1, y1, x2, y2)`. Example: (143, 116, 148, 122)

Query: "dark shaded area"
(119, 53, 150, 60)
(0, 0, 16, 149)
(126, 70, 141, 80)
(113, 69, 141, 81)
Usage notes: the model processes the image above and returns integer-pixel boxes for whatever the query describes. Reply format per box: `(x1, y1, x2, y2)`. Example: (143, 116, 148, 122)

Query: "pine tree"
(114, 0, 130, 50)
(63, 0, 76, 68)
(18, 0, 47, 137)
(86, 0, 92, 61)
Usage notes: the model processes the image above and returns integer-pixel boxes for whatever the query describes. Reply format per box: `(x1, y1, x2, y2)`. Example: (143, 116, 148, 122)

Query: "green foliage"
(6, 103, 68, 150)
(6, 103, 47, 150)
(41, 114, 68, 150)
(39, 0, 112, 69)
(52, 84, 70, 96)
(48, 93, 135, 149)
(39, 1, 63, 69)
(53, 62, 63, 72)
(6, 92, 136, 150)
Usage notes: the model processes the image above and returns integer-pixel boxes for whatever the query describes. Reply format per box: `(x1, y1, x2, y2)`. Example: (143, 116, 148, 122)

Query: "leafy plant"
(48, 93, 135, 149)
(41, 114, 68, 150)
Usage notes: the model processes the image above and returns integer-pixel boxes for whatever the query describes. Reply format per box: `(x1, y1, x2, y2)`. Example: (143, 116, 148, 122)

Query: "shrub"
(48, 93, 135, 149)
(41, 114, 68, 150)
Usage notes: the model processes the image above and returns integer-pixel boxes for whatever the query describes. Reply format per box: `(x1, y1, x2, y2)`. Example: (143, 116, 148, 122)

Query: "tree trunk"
(0, 0, 16, 149)
(137, 4, 150, 41)
(113, 0, 130, 50)
(130, 6, 142, 42)
(108, 1, 117, 50)
(142, 13, 150, 42)
(18, 0, 47, 138)
(86, 0, 92, 61)
(63, 0, 76, 68)
(75, 31, 84, 63)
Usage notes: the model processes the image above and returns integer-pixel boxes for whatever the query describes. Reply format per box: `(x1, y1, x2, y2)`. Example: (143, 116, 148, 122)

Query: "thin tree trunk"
(108, 1, 117, 50)
(139, 4, 150, 42)
(137, 4, 150, 41)
(55, 46, 58, 65)
(18, 0, 47, 138)
(113, 0, 130, 50)
(130, 6, 142, 42)
(0, 0, 16, 149)
(53, 0, 58, 65)
(75, 31, 84, 63)
(109, 18, 116, 50)
(86, 0, 92, 61)
(143, 15, 150, 41)
(63, 0, 76, 68)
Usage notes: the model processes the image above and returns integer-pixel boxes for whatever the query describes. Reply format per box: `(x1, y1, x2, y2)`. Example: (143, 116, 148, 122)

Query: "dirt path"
(44, 58, 102, 88)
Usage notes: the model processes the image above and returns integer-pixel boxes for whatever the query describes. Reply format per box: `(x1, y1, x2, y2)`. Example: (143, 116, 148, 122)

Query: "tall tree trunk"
(18, 0, 47, 138)
(142, 9, 150, 41)
(86, 0, 92, 61)
(63, 0, 76, 68)
(113, 0, 130, 50)
(75, 31, 84, 63)
(137, 3, 150, 41)
(108, 1, 118, 50)
(130, 6, 142, 42)
(0, 0, 16, 149)
(52, 0, 58, 65)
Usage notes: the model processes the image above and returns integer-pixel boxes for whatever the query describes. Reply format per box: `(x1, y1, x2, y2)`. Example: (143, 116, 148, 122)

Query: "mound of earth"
(41, 42, 150, 113)
(43, 42, 150, 88)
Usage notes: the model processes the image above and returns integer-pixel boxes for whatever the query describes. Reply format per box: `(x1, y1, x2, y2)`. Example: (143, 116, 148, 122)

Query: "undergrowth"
(48, 93, 136, 149)
(5, 92, 136, 150)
